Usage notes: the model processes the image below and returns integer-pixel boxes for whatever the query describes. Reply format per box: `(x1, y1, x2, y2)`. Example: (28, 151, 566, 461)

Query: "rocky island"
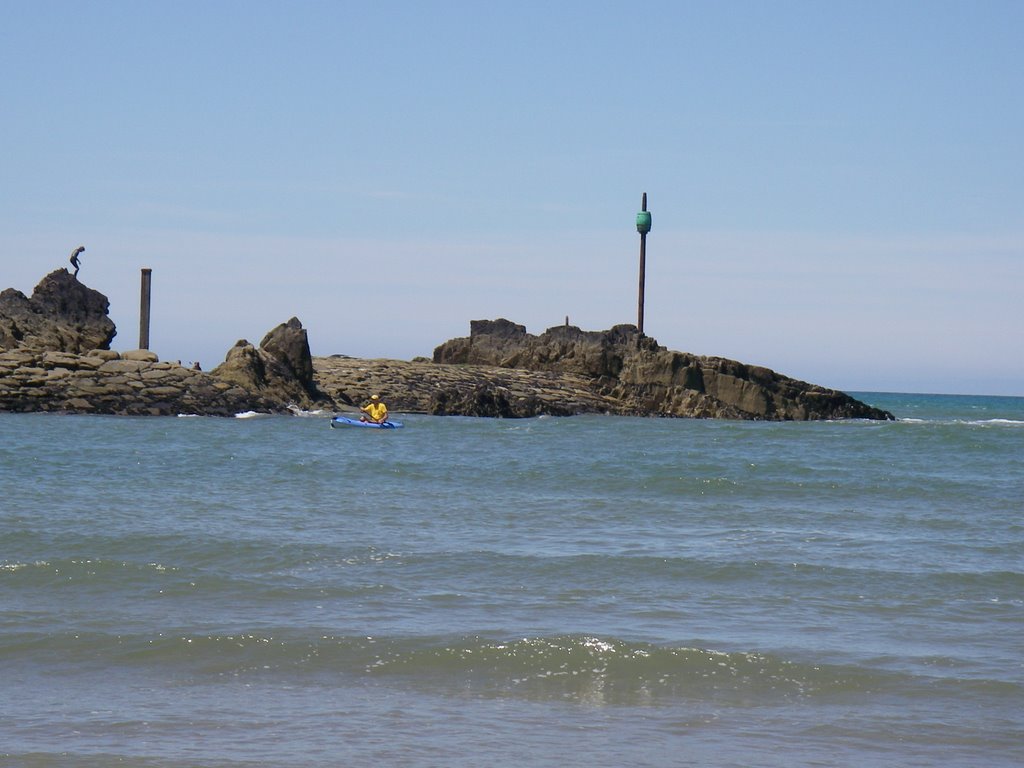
(0, 270, 893, 420)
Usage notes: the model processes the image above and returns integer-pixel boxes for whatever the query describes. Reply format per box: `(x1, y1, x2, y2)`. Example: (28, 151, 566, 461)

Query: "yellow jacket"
(361, 401, 388, 422)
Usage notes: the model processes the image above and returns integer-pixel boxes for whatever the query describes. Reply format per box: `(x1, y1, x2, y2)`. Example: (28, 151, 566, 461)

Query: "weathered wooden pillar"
(139, 268, 152, 350)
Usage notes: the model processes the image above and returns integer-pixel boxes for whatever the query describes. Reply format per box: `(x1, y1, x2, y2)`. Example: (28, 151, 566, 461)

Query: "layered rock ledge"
(0, 271, 325, 416)
(1, 271, 893, 420)
(0, 347, 271, 416)
(313, 319, 893, 421)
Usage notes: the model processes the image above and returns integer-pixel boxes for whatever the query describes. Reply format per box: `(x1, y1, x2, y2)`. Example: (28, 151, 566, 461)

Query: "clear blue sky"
(2, 1, 1021, 395)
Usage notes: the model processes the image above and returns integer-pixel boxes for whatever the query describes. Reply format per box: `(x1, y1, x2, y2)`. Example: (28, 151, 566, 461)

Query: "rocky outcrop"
(0, 269, 116, 353)
(0, 274, 325, 415)
(313, 356, 613, 418)
(431, 319, 893, 421)
(0, 270, 893, 420)
(0, 334, 325, 416)
(0, 347, 277, 416)
(211, 317, 323, 408)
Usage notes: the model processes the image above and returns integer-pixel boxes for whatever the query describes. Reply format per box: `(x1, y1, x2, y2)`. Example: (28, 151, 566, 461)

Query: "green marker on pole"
(636, 193, 652, 335)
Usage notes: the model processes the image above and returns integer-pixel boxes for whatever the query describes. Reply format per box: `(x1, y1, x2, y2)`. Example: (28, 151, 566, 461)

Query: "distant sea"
(2, 393, 1022, 767)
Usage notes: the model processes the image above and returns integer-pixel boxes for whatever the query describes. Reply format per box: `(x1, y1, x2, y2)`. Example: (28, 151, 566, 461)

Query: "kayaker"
(360, 394, 389, 424)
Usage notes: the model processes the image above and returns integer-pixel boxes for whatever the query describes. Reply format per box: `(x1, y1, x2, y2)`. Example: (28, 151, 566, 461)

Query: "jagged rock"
(0, 270, 117, 353)
(433, 319, 893, 421)
(210, 318, 323, 408)
(213, 341, 266, 390)
(436, 319, 652, 378)
(259, 317, 317, 396)
(0, 266, 893, 421)
(0, 270, 323, 415)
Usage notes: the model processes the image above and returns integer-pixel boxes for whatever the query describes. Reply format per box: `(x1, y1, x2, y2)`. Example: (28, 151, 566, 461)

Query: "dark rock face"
(434, 319, 893, 421)
(314, 355, 616, 418)
(0, 270, 116, 353)
(0, 346, 280, 416)
(211, 317, 322, 407)
(0, 272, 323, 415)
(259, 317, 316, 392)
(435, 319, 655, 379)
(427, 382, 574, 418)
(0, 319, 324, 416)
(0, 268, 893, 421)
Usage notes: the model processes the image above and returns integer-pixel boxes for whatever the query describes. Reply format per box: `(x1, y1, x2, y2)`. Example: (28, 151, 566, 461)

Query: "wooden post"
(139, 268, 152, 350)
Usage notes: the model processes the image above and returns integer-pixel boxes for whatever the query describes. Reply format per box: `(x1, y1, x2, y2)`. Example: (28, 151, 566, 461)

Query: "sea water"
(1, 393, 1022, 767)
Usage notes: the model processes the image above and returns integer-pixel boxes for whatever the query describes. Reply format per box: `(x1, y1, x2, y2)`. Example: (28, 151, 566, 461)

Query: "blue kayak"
(330, 415, 404, 429)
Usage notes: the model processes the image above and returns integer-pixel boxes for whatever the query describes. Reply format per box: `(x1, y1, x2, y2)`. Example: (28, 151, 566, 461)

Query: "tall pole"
(636, 193, 652, 335)
(139, 268, 152, 350)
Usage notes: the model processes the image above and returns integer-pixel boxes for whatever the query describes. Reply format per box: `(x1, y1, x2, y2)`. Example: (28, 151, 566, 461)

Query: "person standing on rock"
(360, 394, 389, 424)
(69, 246, 84, 278)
